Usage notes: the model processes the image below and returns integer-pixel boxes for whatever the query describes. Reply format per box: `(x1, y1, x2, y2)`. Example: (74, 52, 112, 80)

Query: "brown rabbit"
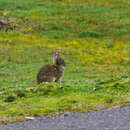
(37, 52, 66, 84)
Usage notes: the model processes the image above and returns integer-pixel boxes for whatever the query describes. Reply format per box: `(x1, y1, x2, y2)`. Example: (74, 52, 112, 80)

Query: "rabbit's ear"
(52, 52, 60, 59)
(52, 52, 59, 64)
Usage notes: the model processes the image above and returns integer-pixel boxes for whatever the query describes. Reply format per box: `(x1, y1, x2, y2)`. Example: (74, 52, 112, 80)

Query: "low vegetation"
(0, 0, 129, 123)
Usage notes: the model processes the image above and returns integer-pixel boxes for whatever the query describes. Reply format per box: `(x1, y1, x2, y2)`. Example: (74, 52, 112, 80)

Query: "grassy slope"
(0, 0, 130, 123)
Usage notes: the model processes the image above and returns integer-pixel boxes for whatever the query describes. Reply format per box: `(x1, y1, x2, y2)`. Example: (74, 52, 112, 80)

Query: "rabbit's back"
(37, 64, 63, 84)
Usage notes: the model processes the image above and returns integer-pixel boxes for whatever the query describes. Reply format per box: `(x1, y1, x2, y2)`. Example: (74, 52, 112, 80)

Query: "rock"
(0, 19, 8, 25)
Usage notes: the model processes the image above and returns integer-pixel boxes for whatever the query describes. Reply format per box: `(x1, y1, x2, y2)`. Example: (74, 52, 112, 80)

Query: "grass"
(0, 0, 130, 123)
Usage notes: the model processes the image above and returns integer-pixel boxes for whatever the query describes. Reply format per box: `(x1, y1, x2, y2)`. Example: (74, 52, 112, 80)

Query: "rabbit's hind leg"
(47, 77, 56, 82)
(52, 77, 56, 82)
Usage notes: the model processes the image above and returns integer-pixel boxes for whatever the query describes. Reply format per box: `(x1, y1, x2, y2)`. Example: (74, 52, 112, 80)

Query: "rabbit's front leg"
(55, 77, 62, 88)
(59, 79, 62, 88)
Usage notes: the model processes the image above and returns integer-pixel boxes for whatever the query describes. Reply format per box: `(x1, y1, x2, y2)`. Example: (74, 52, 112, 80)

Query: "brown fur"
(37, 53, 65, 84)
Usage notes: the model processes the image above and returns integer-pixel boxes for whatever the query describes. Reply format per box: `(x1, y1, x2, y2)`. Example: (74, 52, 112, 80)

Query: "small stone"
(64, 113, 69, 117)
(25, 117, 35, 120)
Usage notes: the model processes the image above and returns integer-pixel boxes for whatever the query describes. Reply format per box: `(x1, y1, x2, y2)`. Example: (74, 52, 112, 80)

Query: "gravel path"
(0, 106, 130, 130)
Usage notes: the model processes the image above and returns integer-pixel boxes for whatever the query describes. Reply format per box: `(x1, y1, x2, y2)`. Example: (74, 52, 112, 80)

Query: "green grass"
(0, 0, 130, 123)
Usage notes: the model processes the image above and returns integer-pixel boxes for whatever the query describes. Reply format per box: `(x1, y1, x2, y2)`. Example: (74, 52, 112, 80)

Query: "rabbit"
(37, 52, 66, 84)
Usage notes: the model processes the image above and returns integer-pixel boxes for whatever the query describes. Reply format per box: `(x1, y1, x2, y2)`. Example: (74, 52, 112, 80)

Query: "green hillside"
(0, 0, 129, 123)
